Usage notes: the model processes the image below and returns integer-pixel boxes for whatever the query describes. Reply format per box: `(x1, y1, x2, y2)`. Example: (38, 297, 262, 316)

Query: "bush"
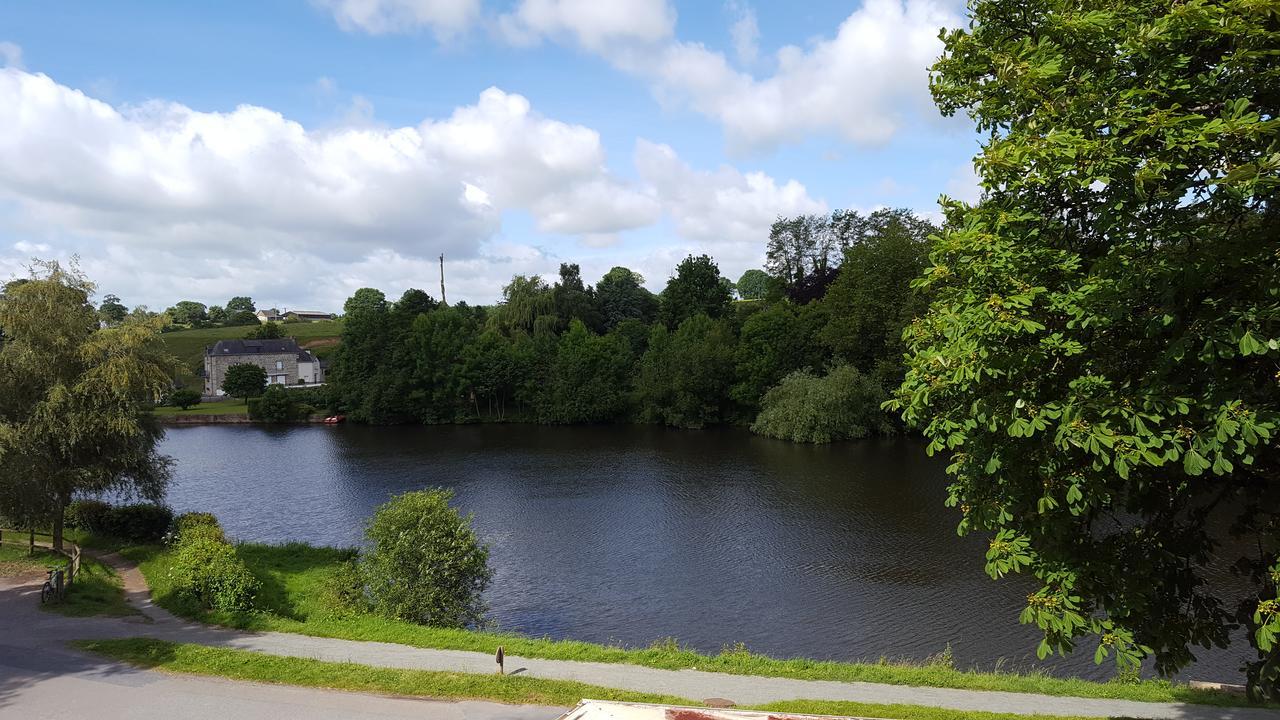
(248, 385, 303, 423)
(65, 501, 173, 542)
(168, 389, 202, 409)
(65, 499, 111, 531)
(362, 489, 492, 628)
(173, 512, 225, 543)
(169, 536, 259, 612)
(751, 364, 893, 443)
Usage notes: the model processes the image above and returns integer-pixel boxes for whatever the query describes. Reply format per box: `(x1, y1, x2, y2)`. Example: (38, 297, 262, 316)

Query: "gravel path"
(3, 548, 1279, 720)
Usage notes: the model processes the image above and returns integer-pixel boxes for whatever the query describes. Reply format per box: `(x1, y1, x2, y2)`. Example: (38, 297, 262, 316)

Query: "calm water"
(157, 424, 1251, 682)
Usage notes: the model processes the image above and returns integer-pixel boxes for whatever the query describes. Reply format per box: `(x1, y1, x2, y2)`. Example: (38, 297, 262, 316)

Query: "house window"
(275, 360, 284, 370)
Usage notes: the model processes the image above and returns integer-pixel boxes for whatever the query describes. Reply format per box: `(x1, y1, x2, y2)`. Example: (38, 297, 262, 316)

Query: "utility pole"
(439, 253, 447, 306)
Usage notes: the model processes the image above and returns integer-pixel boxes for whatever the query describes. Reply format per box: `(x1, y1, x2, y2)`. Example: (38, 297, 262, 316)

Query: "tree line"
(324, 208, 934, 443)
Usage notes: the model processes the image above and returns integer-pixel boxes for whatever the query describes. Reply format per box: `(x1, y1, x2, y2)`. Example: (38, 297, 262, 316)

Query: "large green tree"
(222, 363, 267, 402)
(596, 266, 658, 330)
(0, 261, 174, 550)
(659, 254, 732, 328)
(894, 0, 1280, 696)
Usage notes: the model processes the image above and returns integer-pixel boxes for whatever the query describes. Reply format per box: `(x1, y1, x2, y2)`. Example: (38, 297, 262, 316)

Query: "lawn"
(151, 398, 250, 417)
(0, 542, 62, 576)
(157, 320, 344, 373)
(95, 537, 1261, 709)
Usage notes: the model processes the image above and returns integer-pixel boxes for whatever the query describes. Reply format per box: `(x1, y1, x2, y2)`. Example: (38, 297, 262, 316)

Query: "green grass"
(44, 555, 139, 618)
(753, 699, 1133, 720)
(0, 543, 62, 576)
(151, 398, 250, 417)
(100, 537, 1264, 710)
(158, 320, 344, 373)
(74, 638, 692, 707)
(74, 638, 1133, 720)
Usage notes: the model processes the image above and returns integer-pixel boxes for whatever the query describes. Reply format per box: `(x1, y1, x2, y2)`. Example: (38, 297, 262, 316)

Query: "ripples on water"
(158, 424, 1252, 682)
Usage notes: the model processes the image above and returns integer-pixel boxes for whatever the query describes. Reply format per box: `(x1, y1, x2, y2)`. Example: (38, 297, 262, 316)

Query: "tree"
(222, 363, 267, 402)
(362, 489, 492, 628)
(492, 275, 553, 336)
(659, 254, 732, 328)
(552, 263, 602, 332)
(893, 0, 1280, 697)
(245, 321, 283, 339)
(168, 389, 201, 410)
(207, 305, 227, 324)
(252, 385, 298, 423)
(596, 266, 658, 330)
(98, 293, 128, 326)
(819, 209, 934, 375)
(0, 260, 174, 550)
(166, 300, 208, 326)
(735, 269, 769, 300)
(539, 320, 633, 423)
(225, 296, 256, 315)
(751, 365, 890, 443)
(637, 314, 737, 428)
(731, 301, 828, 410)
(331, 289, 390, 422)
(224, 310, 259, 326)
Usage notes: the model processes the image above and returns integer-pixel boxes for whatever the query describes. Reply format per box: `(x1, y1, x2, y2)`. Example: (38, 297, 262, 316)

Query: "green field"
(151, 399, 250, 417)
(157, 320, 344, 374)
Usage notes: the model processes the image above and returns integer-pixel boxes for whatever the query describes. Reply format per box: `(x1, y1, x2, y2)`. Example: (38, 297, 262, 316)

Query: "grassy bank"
(0, 543, 61, 576)
(158, 320, 344, 373)
(76, 638, 1131, 720)
(93, 537, 1257, 708)
(151, 398, 250, 417)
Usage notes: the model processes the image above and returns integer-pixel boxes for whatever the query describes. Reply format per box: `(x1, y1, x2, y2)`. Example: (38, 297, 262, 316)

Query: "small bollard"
(496, 646, 504, 675)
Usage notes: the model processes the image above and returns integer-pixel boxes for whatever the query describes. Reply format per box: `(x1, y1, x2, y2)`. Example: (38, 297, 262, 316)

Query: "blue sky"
(0, 0, 978, 311)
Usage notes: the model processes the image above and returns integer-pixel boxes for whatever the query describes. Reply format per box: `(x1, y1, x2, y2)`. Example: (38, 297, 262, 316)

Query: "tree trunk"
(28, 528, 34, 556)
(52, 491, 67, 552)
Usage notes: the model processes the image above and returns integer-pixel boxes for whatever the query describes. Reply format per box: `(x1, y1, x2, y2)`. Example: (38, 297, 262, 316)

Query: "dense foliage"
(222, 363, 267, 401)
(893, 0, 1280, 698)
(325, 220, 934, 437)
(65, 500, 174, 542)
(248, 385, 309, 423)
(169, 522, 260, 612)
(361, 490, 492, 628)
(168, 389, 202, 410)
(753, 365, 892, 444)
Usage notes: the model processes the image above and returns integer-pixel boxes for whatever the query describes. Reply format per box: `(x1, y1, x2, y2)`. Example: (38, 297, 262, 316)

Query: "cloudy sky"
(0, 0, 978, 312)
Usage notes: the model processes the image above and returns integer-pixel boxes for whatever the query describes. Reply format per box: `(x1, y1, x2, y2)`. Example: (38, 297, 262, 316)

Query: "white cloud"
(727, 3, 759, 66)
(497, 0, 675, 51)
(945, 160, 982, 204)
(0, 70, 657, 263)
(634, 138, 825, 276)
(0, 67, 819, 307)
(0, 41, 22, 70)
(641, 0, 960, 150)
(316, 0, 481, 37)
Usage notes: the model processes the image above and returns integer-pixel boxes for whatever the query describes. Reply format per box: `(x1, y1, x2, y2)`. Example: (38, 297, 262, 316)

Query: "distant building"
(283, 310, 335, 322)
(255, 309, 283, 323)
(203, 337, 325, 396)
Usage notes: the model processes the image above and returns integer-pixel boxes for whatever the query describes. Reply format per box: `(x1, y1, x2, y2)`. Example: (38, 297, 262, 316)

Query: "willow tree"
(894, 0, 1280, 697)
(0, 261, 174, 550)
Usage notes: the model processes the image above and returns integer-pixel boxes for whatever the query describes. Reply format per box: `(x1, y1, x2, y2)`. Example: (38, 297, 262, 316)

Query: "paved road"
(3, 551, 1280, 720)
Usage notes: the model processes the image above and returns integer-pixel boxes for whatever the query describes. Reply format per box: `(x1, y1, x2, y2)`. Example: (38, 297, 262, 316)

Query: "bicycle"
(40, 568, 64, 604)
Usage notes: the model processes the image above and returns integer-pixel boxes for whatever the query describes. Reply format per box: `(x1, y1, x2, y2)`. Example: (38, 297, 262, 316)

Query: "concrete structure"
(203, 338, 324, 396)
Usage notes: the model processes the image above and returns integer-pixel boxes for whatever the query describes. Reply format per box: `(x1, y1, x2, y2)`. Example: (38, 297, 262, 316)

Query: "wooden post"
(439, 254, 448, 306)
(29, 527, 35, 556)
(495, 646, 504, 675)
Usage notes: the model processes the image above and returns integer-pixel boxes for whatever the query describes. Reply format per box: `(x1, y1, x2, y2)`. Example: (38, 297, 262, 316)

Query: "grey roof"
(208, 338, 302, 356)
(297, 350, 317, 363)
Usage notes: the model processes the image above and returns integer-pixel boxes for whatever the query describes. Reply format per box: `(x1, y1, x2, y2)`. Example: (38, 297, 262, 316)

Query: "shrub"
(169, 536, 259, 612)
(168, 389, 202, 410)
(65, 499, 111, 531)
(362, 489, 492, 628)
(65, 501, 173, 542)
(173, 511, 225, 543)
(751, 364, 892, 443)
(249, 385, 301, 423)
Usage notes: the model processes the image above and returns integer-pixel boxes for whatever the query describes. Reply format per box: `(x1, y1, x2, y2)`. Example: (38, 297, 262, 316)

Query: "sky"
(0, 0, 980, 312)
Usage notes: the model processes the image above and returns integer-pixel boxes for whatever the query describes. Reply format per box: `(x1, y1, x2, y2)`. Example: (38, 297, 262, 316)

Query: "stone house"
(203, 337, 325, 396)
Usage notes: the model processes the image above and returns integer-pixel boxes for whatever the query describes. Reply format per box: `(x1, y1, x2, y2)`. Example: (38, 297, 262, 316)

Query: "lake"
(157, 423, 1251, 682)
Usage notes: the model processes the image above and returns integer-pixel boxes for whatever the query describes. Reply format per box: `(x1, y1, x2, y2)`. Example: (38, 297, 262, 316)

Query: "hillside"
(159, 320, 345, 375)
